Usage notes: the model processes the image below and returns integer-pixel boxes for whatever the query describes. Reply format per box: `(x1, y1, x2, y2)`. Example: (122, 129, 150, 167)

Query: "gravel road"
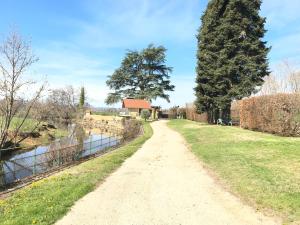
(56, 120, 279, 225)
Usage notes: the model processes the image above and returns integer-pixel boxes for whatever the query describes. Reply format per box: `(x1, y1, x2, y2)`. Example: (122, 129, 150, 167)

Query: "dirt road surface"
(56, 120, 279, 225)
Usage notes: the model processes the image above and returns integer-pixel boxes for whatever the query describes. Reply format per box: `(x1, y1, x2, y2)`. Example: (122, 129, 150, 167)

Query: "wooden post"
(33, 148, 37, 175)
(58, 147, 61, 166)
(90, 136, 92, 155)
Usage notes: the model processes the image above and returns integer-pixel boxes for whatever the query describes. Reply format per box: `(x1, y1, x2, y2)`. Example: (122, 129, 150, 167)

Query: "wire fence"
(0, 133, 124, 188)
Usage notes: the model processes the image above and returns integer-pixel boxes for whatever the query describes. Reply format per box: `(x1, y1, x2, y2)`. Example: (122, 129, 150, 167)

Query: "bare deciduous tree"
(258, 61, 300, 96)
(0, 31, 45, 153)
(275, 60, 300, 93)
(288, 71, 300, 93)
(259, 74, 281, 95)
(46, 86, 77, 125)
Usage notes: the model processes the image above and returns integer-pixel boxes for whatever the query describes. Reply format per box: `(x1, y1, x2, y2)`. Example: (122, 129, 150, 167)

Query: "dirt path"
(56, 120, 279, 225)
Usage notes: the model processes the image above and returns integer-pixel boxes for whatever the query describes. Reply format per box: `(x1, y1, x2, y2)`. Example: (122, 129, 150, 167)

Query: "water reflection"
(0, 125, 120, 187)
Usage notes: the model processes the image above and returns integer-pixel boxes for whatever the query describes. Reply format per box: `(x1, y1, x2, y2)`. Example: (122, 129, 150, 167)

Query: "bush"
(141, 109, 151, 121)
(239, 93, 300, 136)
(168, 106, 178, 119)
(122, 119, 142, 140)
(186, 103, 208, 123)
(178, 108, 187, 119)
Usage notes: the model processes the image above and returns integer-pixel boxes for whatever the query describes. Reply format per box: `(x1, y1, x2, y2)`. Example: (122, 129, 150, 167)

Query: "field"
(168, 119, 300, 224)
(92, 111, 119, 116)
(0, 122, 152, 225)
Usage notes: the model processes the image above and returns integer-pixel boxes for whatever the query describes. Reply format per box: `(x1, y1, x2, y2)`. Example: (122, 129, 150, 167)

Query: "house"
(122, 98, 159, 119)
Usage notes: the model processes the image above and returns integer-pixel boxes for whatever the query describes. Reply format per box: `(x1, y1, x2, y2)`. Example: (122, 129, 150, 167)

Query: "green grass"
(168, 119, 300, 224)
(1, 117, 69, 148)
(92, 111, 118, 116)
(19, 126, 69, 149)
(0, 122, 153, 225)
(8, 117, 39, 132)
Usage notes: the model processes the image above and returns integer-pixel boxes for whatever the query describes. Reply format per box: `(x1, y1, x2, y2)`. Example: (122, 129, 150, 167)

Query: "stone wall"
(83, 114, 124, 135)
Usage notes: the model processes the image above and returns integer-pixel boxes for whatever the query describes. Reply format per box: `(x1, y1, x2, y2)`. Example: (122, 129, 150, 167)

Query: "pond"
(0, 125, 121, 187)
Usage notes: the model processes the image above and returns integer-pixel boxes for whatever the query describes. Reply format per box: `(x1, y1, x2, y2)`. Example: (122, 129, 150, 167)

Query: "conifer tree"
(195, 0, 226, 123)
(106, 44, 174, 104)
(79, 86, 85, 108)
(195, 0, 270, 123)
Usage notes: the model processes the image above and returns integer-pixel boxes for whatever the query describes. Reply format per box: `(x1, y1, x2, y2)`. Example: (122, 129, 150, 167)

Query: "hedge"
(186, 103, 208, 123)
(239, 93, 300, 136)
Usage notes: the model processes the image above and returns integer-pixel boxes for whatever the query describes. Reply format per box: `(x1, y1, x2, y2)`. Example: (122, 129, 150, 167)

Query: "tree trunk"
(221, 104, 231, 122)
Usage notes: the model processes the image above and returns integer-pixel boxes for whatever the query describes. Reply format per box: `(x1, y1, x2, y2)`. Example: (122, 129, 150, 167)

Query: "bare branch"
(0, 30, 44, 154)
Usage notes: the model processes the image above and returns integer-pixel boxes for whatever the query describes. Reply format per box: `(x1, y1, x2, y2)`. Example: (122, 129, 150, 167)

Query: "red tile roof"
(122, 99, 151, 109)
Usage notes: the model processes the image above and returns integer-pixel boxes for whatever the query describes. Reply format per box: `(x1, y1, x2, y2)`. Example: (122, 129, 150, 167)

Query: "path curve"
(56, 120, 279, 225)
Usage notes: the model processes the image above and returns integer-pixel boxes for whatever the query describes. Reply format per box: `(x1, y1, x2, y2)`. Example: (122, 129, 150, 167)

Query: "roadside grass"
(0, 122, 152, 225)
(168, 119, 300, 224)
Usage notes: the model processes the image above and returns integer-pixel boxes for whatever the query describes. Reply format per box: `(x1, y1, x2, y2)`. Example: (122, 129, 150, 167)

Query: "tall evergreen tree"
(195, 0, 225, 123)
(79, 86, 85, 108)
(195, 0, 270, 123)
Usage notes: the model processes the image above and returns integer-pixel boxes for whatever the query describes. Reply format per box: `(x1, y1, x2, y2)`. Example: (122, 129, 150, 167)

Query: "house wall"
(126, 108, 157, 119)
(128, 108, 140, 117)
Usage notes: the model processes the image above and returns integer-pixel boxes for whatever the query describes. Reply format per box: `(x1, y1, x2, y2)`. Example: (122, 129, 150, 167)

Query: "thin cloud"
(16, 0, 300, 107)
(262, 0, 300, 30)
(69, 0, 201, 49)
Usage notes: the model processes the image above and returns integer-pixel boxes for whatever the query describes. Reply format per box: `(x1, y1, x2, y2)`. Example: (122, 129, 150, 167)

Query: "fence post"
(0, 161, 5, 188)
(33, 148, 36, 175)
(13, 161, 16, 180)
(90, 136, 92, 155)
(58, 147, 61, 166)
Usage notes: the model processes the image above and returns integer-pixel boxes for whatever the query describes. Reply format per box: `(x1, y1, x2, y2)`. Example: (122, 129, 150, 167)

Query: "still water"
(0, 125, 120, 186)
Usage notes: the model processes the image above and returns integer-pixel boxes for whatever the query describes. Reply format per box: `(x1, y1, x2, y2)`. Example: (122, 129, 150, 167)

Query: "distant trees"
(0, 31, 45, 151)
(195, 0, 270, 123)
(106, 44, 175, 104)
(45, 86, 78, 125)
(259, 74, 280, 96)
(168, 106, 179, 119)
(259, 61, 300, 95)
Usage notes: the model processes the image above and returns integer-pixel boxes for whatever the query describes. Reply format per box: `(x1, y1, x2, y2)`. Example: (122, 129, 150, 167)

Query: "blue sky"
(1, 0, 300, 108)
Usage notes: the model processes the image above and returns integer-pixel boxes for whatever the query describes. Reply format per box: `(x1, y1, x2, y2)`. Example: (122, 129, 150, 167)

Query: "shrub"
(122, 119, 142, 140)
(168, 106, 179, 119)
(141, 109, 151, 121)
(178, 108, 187, 119)
(239, 93, 300, 136)
(186, 103, 208, 123)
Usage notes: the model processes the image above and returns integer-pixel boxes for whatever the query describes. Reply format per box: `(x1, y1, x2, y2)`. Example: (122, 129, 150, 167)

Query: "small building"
(121, 98, 160, 119)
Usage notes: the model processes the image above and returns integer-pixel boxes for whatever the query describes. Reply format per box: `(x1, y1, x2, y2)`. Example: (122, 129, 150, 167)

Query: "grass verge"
(168, 119, 300, 224)
(0, 122, 153, 225)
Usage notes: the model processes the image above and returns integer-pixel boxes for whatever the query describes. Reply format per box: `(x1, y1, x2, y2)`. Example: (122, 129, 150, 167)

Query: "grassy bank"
(168, 119, 300, 224)
(20, 128, 69, 149)
(2, 117, 69, 149)
(0, 122, 152, 225)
